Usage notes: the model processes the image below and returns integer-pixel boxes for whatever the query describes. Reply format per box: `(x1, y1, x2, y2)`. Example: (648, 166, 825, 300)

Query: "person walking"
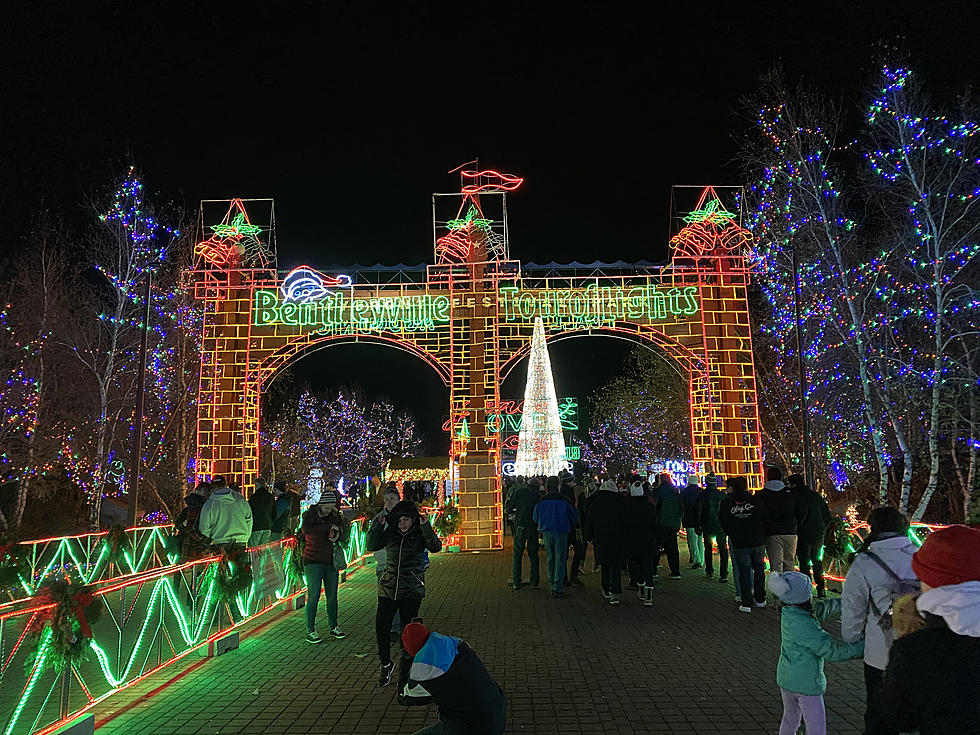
(561, 477, 585, 588)
(878, 524, 980, 735)
(626, 481, 657, 606)
(758, 467, 799, 573)
(788, 474, 832, 598)
(720, 476, 768, 612)
(769, 571, 865, 735)
(681, 476, 704, 569)
(584, 478, 629, 605)
(652, 474, 683, 579)
(840, 506, 917, 734)
(301, 488, 349, 643)
(505, 477, 540, 590)
(697, 474, 729, 582)
(532, 476, 578, 598)
(366, 500, 442, 689)
(247, 477, 276, 547)
(199, 475, 252, 546)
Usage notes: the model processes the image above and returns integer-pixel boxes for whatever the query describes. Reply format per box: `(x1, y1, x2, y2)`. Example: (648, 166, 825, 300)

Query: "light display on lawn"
(185, 174, 763, 551)
(513, 318, 567, 477)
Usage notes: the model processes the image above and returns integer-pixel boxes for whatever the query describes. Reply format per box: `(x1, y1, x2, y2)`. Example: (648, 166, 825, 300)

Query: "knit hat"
(705, 474, 718, 489)
(546, 476, 560, 493)
(767, 571, 813, 604)
(317, 490, 337, 507)
(629, 482, 644, 497)
(401, 622, 430, 656)
(911, 524, 980, 589)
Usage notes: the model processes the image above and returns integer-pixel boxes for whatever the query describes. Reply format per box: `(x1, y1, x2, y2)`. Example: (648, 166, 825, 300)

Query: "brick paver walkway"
(94, 542, 866, 734)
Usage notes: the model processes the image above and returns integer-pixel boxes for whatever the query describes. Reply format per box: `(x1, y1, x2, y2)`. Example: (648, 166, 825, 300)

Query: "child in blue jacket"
(768, 571, 864, 735)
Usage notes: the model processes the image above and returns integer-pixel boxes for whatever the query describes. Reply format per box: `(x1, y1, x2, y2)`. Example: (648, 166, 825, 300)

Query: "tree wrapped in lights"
(513, 318, 566, 477)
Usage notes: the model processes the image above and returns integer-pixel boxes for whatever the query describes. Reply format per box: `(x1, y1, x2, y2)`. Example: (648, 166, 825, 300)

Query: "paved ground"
(94, 541, 866, 734)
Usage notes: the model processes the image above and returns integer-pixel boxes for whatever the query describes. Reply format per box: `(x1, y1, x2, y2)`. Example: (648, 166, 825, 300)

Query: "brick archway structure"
(186, 186, 762, 550)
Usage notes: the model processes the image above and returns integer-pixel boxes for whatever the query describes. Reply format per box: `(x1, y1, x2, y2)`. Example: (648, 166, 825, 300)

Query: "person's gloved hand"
(892, 593, 927, 638)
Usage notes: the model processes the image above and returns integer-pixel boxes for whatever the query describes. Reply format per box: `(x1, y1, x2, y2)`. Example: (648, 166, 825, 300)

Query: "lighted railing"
(0, 518, 370, 735)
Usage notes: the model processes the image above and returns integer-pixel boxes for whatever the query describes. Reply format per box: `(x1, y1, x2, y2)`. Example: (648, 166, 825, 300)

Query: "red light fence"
(0, 520, 371, 735)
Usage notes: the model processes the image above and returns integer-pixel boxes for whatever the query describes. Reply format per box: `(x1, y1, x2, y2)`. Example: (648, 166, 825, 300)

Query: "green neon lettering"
(649, 286, 667, 319)
(667, 287, 682, 315)
(682, 286, 699, 315)
(279, 302, 298, 325)
(432, 295, 450, 322)
(255, 290, 279, 323)
(351, 299, 369, 328)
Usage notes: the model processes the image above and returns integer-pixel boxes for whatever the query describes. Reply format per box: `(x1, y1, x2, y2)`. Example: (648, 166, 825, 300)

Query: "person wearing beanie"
(398, 622, 506, 734)
(680, 476, 704, 570)
(878, 524, 980, 735)
(651, 474, 684, 579)
(366, 499, 442, 689)
(840, 506, 917, 733)
(769, 571, 865, 735)
(300, 484, 350, 643)
(696, 475, 729, 583)
(531, 475, 579, 598)
(625, 481, 657, 606)
(582, 477, 629, 605)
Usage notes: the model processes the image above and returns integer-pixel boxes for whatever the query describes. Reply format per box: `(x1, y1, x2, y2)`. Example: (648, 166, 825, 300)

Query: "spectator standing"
(247, 477, 276, 547)
(560, 477, 585, 588)
(840, 506, 917, 734)
(199, 476, 252, 545)
(758, 467, 799, 573)
(879, 524, 980, 735)
(720, 476, 768, 612)
(769, 571, 865, 735)
(301, 488, 350, 643)
(372, 486, 403, 639)
(532, 476, 578, 598)
(652, 474, 683, 579)
(697, 475, 729, 582)
(505, 477, 540, 590)
(681, 476, 704, 569)
(584, 479, 629, 605)
(626, 481, 657, 606)
(789, 474, 832, 598)
(366, 500, 442, 689)
(174, 482, 210, 558)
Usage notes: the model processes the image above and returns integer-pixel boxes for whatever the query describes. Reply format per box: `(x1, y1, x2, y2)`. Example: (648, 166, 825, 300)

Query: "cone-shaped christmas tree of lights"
(514, 317, 566, 477)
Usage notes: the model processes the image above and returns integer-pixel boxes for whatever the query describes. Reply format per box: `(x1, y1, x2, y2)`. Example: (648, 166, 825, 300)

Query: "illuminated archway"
(186, 184, 763, 550)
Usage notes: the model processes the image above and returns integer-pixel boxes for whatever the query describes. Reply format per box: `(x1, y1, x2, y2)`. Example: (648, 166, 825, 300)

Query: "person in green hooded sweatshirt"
(768, 571, 864, 735)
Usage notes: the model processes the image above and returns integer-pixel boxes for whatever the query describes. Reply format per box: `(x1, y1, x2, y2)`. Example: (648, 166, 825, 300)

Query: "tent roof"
(387, 456, 451, 471)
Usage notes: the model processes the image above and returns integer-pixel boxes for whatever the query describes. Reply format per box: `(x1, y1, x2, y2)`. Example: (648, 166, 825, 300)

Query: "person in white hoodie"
(879, 524, 980, 735)
(199, 475, 253, 545)
(840, 506, 916, 735)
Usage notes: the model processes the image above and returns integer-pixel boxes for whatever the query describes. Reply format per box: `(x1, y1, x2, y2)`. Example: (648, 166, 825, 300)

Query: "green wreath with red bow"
(214, 544, 253, 604)
(25, 579, 103, 674)
(100, 524, 133, 568)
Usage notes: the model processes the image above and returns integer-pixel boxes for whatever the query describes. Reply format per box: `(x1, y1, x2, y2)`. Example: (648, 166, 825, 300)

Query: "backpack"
(862, 550, 921, 632)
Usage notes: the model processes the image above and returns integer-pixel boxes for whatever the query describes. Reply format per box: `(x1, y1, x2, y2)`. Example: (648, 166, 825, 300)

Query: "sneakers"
(738, 605, 752, 613)
(511, 583, 522, 590)
(754, 600, 766, 608)
(601, 589, 612, 599)
(643, 588, 654, 607)
(329, 626, 346, 639)
(669, 574, 682, 580)
(306, 631, 323, 644)
(734, 594, 742, 602)
(718, 576, 728, 583)
(637, 585, 646, 600)
(378, 661, 395, 687)
(609, 595, 621, 606)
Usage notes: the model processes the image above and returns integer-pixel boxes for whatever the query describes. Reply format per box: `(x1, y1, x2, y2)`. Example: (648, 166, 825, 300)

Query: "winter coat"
(841, 534, 919, 670)
(680, 483, 701, 528)
(270, 491, 301, 534)
(651, 483, 683, 530)
(719, 489, 767, 549)
(505, 484, 539, 529)
(199, 487, 253, 545)
(248, 487, 276, 531)
(583, 490, 629, 567)
(532, 492, 578, 534)
(366, 501, 442, 600)
(757, 480, 799, 536)
(879, 581, 980, 735)
(795, 487, 832, 543)
(300, 508, 349, 567)
(777, 597, 864, 696)
(626, 495, 658, 555)
(174, 493, 209, 557)
(696, 487, 726, 536)
(407, 633, 507, 735)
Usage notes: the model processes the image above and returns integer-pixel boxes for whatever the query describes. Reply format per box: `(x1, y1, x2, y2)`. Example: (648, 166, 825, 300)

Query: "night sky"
(5, 2, 980, 453)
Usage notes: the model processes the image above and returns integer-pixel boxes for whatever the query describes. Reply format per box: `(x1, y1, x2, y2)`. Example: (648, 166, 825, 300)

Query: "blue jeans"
(732, 546, 766, 607)
(542, 531, 568, 592)
(305, 562, 339, 632)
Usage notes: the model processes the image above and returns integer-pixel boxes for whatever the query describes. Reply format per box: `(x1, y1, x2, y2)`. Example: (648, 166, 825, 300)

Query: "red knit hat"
(911, 524, 980, 588)
(401, 622, 430, 656)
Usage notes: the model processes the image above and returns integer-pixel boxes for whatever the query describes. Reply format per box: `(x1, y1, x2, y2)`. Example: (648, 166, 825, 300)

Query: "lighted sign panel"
(253, 289, 451, 333)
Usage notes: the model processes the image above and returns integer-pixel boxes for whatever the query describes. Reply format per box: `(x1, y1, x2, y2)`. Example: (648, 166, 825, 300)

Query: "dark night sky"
(4, 1, 980, 452)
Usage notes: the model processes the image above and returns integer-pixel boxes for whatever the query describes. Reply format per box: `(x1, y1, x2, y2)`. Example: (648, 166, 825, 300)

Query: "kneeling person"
(399, 621, 506, 735)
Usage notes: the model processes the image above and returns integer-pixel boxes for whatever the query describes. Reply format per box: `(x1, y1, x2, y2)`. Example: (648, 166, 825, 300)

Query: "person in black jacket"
(174, 482, 210, 559)
(399, 621, 506, 734)
(301, 488, 350, 643)
(366, 499, 442, 689)
(247, 477, 276, 547)
(696, 475, 729, 582)
(787, 474, 832, 598)
(627, 481, 658, 606)
(720, 476, 768, 613)
(681, 477, 704, 569)
(757, 467, 801, 573)
(504, 477, 540, 590)
(584, 479, 629, 605)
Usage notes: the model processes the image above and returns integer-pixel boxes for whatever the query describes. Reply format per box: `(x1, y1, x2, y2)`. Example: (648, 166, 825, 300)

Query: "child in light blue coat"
(769, 571, 864, 735)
